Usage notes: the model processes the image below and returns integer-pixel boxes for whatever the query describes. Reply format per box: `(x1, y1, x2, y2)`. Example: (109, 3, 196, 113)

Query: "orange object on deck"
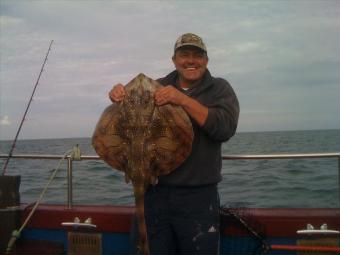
(271, 244, 340, 252)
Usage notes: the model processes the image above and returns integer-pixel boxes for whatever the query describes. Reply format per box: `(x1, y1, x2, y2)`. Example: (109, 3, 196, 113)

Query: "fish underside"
(92, 73, 193, 255)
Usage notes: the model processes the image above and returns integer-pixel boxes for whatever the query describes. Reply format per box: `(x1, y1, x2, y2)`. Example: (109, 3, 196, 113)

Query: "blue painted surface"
(22, 228, 297, 255)
(22, 228, 130, 255)
(220, 236, 297, 255)
(22, 228, 67, 248)
(102, 233, 130, 255)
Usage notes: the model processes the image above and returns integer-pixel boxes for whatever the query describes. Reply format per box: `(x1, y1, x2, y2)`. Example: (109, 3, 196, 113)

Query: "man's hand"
(109, 84, 125, 102)
(155, 85, 208, 126)
(154, 85, 187, 106)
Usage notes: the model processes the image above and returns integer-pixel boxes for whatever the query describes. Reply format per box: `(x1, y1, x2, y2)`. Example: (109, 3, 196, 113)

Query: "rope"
(5, 145, 81, 254)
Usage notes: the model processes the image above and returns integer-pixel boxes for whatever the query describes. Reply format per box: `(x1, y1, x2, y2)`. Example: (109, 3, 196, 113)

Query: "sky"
(0, 0, 339, 140)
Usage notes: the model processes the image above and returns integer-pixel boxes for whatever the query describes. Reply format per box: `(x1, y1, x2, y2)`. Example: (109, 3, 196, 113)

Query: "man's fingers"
(109, 84, 125, 102)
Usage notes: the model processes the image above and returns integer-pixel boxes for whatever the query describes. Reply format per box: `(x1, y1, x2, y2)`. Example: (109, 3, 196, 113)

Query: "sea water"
(0, 129, 339, 208)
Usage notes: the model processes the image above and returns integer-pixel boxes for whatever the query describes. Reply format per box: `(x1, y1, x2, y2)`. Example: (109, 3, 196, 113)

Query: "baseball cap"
(174, 33, 207, 53)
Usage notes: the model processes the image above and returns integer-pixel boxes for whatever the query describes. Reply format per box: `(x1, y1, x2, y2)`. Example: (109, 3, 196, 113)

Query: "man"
(109, 33, 239, 255)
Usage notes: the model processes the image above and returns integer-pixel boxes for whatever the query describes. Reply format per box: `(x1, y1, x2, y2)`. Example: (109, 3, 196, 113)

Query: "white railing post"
(67, 157, 73, 209)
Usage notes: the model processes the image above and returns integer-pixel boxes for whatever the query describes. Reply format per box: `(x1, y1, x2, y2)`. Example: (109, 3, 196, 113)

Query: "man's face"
(172, 46, 208, 86)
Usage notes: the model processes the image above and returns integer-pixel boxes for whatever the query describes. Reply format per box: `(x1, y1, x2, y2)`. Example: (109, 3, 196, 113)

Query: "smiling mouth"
(185, 67, 198, 70)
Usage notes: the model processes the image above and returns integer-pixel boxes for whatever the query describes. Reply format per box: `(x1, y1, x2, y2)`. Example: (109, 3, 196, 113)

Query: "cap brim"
(175, 43, 207, 52)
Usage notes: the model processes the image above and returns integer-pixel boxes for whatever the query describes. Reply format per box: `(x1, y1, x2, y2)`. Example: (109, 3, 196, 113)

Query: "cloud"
(0, 1, 339, 139)
(0, 115, 11, 126)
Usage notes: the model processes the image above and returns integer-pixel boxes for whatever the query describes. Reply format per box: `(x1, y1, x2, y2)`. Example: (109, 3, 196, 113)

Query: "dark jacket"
(157, 69, 239, 186)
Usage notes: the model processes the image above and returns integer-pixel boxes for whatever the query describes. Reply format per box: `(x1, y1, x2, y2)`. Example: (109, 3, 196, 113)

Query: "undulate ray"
(92, 73, 193, 255)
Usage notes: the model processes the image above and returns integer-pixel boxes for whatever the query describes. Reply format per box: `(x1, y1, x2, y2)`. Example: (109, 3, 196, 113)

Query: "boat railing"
(1, 152, 340, 208)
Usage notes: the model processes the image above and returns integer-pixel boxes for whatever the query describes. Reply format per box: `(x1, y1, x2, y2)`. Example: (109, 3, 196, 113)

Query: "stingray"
(92, 73, 193, 255)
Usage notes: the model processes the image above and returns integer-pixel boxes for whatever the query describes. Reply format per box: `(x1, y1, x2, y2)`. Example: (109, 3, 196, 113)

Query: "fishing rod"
(1, 40, 54, 176)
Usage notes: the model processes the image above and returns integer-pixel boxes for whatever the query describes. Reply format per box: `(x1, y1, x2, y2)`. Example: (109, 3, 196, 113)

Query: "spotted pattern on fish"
(92, 73, 193, 255)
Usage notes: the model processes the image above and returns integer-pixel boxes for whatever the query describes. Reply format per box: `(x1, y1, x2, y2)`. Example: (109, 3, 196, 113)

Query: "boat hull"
(9, 204, 340, 255)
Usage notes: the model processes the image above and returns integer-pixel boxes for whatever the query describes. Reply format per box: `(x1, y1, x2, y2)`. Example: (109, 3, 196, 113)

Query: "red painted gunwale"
(222, 207, 340, 237)
(21, 204, 340, 237)
(21, 204, 134, 233)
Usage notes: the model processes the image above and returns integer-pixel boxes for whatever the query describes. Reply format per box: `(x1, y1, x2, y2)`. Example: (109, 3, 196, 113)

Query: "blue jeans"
(130, 184, 220, 255)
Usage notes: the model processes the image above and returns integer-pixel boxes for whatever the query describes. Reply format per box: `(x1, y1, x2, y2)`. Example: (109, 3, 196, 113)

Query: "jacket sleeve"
(201, 79, 240, 142)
